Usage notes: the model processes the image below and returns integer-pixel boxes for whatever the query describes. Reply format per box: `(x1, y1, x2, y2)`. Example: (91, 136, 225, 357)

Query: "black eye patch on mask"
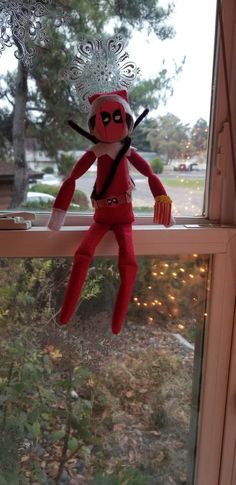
(113, 109, 123, 124)
(101, 112, 111, 126)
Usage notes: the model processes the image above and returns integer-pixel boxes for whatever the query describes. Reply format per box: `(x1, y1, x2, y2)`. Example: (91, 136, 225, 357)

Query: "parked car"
(172, 159, 207, 172)
(173, 160, 198, 171)
(27, 191, 56, 204)
(26, 191, 80, 208)
(193, 162, 207, 171)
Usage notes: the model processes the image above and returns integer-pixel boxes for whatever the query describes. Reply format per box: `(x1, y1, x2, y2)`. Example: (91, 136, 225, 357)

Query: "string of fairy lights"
(171, 176, 203, 216)
(132, 172, 205, 217)
(132, 254, 209, 330)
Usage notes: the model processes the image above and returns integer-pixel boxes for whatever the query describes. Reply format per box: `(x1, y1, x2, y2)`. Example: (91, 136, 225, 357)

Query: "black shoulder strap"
(67, 120, 98, 144)
(133, 108, 149, 130)
(92, 137, 131, 200)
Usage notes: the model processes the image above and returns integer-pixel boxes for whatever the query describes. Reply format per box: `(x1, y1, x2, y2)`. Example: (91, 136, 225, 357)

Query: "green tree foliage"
(191, 118, 208, 153)
(42, 166, 54, 174)
(0, 0, 176, 155)
(0, 0, 177, 206)
(0, 255, 208, 338)
(147, 112, 190, 162)
(108, 0, 175, 38)
(150, 156, 164, 173)
(131, 117, 157, 151)
(0, 335, 96, 484)
(57, 153, 78, 178)
(132, 115, 209, 157)
(130, 71, 176, 116)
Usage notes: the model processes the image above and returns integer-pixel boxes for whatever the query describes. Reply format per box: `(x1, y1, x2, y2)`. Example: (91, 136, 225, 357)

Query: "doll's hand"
(48, 208, 66, 231)
(165, 215, 175, 227)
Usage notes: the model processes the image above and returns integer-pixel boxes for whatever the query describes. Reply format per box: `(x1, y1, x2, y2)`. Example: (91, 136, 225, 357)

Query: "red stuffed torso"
(92, 142, 134, 224)
(52, 142, 169, 226)
(96, 155, 130, 195)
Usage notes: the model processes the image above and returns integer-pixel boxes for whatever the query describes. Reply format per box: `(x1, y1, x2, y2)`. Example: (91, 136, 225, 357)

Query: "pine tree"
(0, 0, 175, 206)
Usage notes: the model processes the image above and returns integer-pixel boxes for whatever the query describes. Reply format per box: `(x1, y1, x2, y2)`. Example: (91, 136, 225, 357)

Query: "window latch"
(216, 121, 229, 175)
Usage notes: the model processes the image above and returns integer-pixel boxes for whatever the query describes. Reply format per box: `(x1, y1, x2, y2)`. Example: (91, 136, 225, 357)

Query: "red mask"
(93, 100, 129, 143)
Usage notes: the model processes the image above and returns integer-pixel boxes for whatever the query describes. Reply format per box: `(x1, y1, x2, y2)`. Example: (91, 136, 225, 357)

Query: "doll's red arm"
(127, 148, 166, 196)
(127, 148, 172, 225)
(48, 150, 96, 230)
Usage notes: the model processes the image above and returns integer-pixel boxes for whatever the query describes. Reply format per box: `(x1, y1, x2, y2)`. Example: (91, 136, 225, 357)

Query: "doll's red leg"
(112, 223, 138, 334)
(59, 222, 110, 324)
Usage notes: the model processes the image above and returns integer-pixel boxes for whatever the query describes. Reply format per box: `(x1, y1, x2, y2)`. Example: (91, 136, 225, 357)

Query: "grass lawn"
(159, 177, 205, 189)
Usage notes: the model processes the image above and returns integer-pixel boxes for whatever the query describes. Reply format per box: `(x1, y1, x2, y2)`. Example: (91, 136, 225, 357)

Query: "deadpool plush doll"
(48, 89, 173, 334)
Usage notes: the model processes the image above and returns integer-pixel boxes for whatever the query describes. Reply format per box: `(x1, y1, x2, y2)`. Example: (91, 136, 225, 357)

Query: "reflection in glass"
(0, 0, 216, 217)
(0, 254, 209, 484)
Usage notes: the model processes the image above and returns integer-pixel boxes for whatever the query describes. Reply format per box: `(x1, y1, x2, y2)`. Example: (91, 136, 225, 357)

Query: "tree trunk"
(10, 61, 28, 209)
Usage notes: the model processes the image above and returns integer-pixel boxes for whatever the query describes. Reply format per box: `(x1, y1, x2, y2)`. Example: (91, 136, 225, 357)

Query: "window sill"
(33, 212, 208, 227)
(0, 224, 234, 257)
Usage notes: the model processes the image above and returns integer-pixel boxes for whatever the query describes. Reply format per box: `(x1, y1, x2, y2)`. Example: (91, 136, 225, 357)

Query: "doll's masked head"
(88, 89, 134, 143)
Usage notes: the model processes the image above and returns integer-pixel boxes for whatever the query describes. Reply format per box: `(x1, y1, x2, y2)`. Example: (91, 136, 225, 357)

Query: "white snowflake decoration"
(0, 0, 69, 67)
(62, 35, 139, 112)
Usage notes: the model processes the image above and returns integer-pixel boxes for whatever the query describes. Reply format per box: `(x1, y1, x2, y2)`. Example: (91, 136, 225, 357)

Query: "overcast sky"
(0, 0, 217, 127)
(129, 0, 217, 125)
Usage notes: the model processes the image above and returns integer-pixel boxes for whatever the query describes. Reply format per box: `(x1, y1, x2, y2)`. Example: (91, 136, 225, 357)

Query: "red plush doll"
(48, 89, 173, 334)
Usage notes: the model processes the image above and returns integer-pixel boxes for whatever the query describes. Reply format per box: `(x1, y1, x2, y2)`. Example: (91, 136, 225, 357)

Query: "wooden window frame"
(1, 1, 236, 483)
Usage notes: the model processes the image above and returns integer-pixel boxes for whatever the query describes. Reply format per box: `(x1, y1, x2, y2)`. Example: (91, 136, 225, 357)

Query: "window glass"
(0, 254, 209, 483)
(129, 0, 216, 217)
(0, 0, 216, 218)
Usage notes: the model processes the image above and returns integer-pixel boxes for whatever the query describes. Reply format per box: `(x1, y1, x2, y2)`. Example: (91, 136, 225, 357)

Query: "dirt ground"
(39, 314, 194, 485)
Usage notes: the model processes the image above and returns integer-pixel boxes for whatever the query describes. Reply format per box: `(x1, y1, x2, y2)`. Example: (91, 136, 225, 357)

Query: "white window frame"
(1, 1, 236, 483)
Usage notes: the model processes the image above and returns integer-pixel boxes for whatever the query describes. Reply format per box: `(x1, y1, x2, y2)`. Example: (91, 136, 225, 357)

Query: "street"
(76, 166, 206, 217)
